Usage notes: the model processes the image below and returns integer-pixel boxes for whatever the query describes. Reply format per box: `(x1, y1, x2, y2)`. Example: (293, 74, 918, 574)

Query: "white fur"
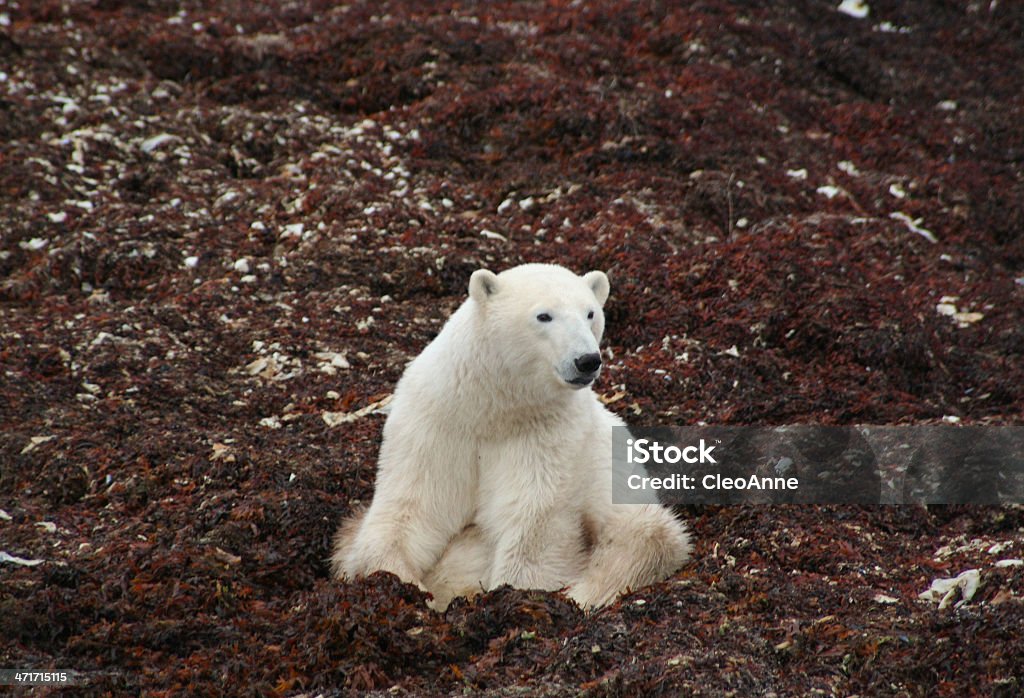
(331, 263, 691, 610)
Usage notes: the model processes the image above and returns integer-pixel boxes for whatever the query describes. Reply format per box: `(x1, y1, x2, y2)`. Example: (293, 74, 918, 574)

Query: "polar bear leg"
(329, 505, 428, 587)
(568, 504, 691, 610)
(331, 495, 467, 590)
(422, 524, 491, 611)
(332, 411, 479, 589)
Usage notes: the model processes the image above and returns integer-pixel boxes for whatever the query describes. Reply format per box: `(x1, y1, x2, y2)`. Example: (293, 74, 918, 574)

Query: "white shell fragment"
(890, 212, 937, 243)
(837, 1, 869, 19)
(918, 569, 980, 609)
(0, 551, 45, 567)
(322, 395, 393, 427)
(140, 133, 178, 153)
(934, 297, 984, 327)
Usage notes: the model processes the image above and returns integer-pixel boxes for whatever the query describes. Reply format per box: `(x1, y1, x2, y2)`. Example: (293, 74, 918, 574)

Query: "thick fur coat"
(331, 264, 691, 610)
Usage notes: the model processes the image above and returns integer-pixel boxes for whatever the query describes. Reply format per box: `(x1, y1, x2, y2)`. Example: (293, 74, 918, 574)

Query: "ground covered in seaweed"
(2, 1, 1023, 695)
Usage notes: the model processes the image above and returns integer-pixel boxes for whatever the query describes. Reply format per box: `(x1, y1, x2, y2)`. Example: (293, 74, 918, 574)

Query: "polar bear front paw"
(566, 580, 619, 611)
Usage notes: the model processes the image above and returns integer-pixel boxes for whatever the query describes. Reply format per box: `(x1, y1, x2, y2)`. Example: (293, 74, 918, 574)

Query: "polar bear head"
(468, 264, 611, 393)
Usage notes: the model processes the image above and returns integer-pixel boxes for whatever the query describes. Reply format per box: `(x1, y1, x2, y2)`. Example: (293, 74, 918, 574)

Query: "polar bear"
(331, 263, 691, 610)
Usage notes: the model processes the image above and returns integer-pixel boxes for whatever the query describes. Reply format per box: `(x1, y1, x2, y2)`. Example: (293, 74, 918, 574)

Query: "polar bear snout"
(566, 351, 602, 387)
(574, 352, 602, 375)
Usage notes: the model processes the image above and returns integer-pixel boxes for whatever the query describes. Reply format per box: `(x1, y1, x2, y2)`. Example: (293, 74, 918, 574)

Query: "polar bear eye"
(587, 310, 595, 320)
(537, 313, 553, 323)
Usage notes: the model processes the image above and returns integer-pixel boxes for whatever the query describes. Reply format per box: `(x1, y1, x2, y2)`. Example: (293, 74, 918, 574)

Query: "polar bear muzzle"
(574, 352, 602, 375)
(567, 351, 602, 386)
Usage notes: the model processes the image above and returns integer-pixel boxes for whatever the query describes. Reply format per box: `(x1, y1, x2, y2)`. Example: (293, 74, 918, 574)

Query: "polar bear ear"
(583, 270, 610, 306)
(469, 269, 499, 304)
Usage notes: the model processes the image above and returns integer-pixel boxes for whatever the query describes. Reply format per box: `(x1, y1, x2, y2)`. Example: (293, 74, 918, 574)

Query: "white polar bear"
(331, 263, 691, 610)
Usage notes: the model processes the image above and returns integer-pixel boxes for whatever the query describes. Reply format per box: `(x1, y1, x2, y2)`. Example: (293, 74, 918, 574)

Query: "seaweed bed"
(1, 1, 1023, 695)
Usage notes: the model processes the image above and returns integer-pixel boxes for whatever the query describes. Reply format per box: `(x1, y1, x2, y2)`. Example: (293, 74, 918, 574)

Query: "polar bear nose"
(574, 353, 602, 374)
